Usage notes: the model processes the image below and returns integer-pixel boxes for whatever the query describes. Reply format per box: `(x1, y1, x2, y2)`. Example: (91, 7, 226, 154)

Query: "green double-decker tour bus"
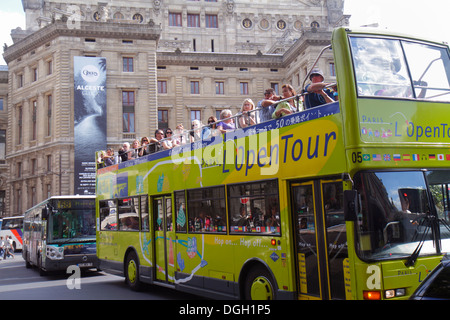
(95, 27, 450, 300)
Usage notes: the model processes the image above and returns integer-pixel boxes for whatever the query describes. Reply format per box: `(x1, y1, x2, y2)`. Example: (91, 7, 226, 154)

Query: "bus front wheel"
(125, 251, 142, 291)
(38, 255, 47, 276)
(244, 266, 276, 300)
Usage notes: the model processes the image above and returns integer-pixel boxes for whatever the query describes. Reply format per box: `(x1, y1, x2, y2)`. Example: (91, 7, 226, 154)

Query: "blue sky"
(1, 0, 449, 65)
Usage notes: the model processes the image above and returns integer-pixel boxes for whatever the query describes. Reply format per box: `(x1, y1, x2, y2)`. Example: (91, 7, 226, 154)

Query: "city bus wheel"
(24, 250, 31, 268)
(125, 251, 142, 291)
(244, 266, 276, 300)
(38, 255, 47, 276)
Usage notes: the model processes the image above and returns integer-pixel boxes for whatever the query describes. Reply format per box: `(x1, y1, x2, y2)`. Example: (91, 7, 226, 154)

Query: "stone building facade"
(0, 68, 8, 216)
(2, 0, 348, 216)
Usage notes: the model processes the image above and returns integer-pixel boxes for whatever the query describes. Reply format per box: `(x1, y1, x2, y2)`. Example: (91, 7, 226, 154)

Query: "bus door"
(153, 195, 175, 283)
(291, 179, 348, 300)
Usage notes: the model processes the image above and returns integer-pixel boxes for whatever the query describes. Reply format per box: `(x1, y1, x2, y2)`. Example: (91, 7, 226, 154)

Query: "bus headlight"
(46, 245, 64, 260)
(385, 288, 406, 299)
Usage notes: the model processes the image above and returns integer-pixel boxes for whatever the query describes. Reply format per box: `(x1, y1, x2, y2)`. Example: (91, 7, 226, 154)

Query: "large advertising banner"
(74, 56, 107, 195)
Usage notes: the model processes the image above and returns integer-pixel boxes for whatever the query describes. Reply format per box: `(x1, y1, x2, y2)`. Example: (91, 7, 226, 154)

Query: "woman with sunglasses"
(203, 116, 220, 139)
(139, 137, 150, 157)
(161, 128, 174, 150)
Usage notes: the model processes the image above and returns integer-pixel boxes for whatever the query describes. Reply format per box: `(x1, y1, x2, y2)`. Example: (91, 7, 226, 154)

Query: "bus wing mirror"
(344, 190, 359, 221)
(42, 205, 50, 220)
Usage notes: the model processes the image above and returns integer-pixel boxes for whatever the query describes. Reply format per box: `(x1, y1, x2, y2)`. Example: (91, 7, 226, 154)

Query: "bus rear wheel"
(244, 266, 276, 300)
(125, 251, 142, 291)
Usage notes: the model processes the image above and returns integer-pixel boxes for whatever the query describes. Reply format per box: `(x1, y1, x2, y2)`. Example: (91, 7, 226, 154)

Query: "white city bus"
(0, 215, 24, 251)
(23, 196, 98, 275)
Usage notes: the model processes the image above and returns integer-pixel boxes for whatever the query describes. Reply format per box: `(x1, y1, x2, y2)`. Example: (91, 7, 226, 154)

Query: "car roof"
(442, 254, 450, 266)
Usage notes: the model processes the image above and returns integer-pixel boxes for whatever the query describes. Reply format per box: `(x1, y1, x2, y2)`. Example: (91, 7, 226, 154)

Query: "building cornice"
(156, 50, 284, 68)
(156, 31, 332, 69)
(282, 30, 333, 66)
(4, 20, 161, 63)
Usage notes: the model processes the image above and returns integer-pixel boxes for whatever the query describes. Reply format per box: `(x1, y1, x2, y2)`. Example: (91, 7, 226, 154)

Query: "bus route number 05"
(351, 152, 363, 163)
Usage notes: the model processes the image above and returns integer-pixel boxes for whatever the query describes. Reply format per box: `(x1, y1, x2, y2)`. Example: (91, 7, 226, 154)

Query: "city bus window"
(350, 36, 450, 101)
(118, 198, 139, 231)
(24, 218, 31, 233)
(292, 183, 320, 297)
(166, 197, 172, 231)
(353, 171, 442, 261)
(228, 180, 280, 235)
(1, 218, 23, 230)
(187, 186, 226, 233)
(155, 199, 164, 231)
(425, 170, 450, 240)
(99, 200, 117, 231)
(174, 191, 187, 233)
(322, 181, 346, 300)
(350, 37, 412, 98)
(140, 196, 149, 231)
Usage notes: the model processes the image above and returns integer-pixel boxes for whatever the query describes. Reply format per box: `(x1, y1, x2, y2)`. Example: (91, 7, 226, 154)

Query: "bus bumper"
(43, 254, 99, 272)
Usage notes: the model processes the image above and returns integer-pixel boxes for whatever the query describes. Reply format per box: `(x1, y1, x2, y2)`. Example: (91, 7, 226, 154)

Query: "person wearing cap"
(256, 88, 278, 123)
(303, 69, 335, 109)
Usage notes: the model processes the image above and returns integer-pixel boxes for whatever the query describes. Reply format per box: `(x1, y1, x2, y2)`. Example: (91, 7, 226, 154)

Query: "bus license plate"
(78, 263, 93, 267)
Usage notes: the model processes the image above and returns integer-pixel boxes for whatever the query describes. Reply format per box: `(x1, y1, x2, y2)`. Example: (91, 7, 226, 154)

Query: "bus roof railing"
(96, 89, 339, 169)
(301, 44, 332, 90)
(97, 41, 339, 168)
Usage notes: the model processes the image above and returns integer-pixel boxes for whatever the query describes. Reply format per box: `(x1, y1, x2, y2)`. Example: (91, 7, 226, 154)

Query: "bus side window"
(140, 196, 149, 232)
(187, 187, 226, 233)
(174, 191, 187, 233)
(228, 180, 280, 235)
(99, 200, 117, 231)
(118, 198, 140, 231)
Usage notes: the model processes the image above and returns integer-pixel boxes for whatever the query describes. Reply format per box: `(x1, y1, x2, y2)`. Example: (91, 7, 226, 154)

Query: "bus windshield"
(48, 205, 96, 243)
(350, 36, 450, 101)
(353, 170, 450, 261)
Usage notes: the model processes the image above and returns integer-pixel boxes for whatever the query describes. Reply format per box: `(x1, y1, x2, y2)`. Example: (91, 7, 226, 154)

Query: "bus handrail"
(96, 88, 339, 169)
(301, 44, 332, 90)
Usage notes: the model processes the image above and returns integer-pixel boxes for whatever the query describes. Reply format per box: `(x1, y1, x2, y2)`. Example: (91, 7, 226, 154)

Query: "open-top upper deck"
(97, 27, 450, 187)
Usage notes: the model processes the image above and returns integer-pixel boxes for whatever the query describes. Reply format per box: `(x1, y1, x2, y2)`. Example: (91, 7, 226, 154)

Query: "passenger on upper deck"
(97, 150, 106, 168)
(217, 109, 235, 134)
(149, 129, 164, 153)
(105, 147, 117, 166)
(190, 120, 204, 142)
(203, 116, 220, 139)
(272, 84, 303, 119)
(173, 124, 188, 146)
(130, 139, 141, 159)
(162, 128, 175, 150)
(257, 88, 279, 123)
(303, 69, 335, 109)
(139, 137, 150, 157)
(237, 98, 257, 128)
(118, 142, 131, 162)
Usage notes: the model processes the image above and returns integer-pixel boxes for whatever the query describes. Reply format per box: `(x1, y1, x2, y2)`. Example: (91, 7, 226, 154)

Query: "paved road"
(0, 254, 203, 300)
